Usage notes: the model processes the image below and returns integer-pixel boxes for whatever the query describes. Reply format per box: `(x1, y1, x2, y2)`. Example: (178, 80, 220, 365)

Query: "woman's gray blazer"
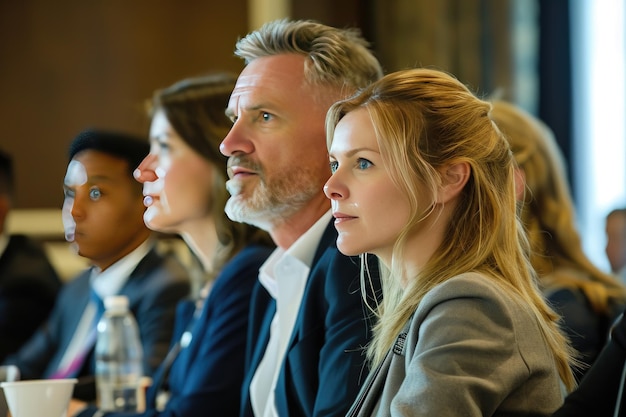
(347, 272, 565, 417)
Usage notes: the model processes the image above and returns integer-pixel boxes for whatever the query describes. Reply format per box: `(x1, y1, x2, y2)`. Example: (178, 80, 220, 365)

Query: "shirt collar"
(258, 211, 332, 299)
(91, 238, 154, 299)
(288, 210, 332, 267)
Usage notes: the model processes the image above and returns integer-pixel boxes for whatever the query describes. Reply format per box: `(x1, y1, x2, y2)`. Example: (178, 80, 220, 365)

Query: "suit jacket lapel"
(249, 299, 276, 376)
(274, 221, 337, 415)
(284, 219, 336, 350)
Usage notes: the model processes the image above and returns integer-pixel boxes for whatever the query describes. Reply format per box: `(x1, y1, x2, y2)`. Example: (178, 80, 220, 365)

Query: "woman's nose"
(323, 174, 346, 200)
(133, 154, 159, 183)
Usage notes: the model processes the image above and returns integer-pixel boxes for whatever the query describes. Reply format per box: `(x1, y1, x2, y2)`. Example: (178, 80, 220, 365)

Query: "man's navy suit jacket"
(240, 220, 379, 417)
(3, 246, 190, 400)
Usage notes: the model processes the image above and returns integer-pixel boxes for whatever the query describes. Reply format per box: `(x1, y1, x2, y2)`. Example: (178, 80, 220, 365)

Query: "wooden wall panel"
(0, 0, 530, 210)
(0, 1, 248, 208)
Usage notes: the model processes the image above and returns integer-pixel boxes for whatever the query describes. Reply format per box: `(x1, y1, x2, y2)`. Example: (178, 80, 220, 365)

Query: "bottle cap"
(104, 295, 129, 312)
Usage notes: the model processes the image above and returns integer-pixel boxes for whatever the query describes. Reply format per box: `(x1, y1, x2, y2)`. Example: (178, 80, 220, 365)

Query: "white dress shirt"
(250, 211, 332, 417)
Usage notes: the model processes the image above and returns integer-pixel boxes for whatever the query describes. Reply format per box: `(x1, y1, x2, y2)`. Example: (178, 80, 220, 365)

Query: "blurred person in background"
(552, 307, 626, 416)
(0, 148, 61, 362)
(490, 100, 626, 380)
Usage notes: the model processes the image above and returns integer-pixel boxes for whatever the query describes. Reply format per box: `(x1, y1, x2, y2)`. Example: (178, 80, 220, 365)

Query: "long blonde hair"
(490, 100, 626, 315)
(326, 68, 577, 390)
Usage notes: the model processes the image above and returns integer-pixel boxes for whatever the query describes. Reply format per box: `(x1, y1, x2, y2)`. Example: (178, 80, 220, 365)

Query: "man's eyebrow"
(225, 104, 266, 120)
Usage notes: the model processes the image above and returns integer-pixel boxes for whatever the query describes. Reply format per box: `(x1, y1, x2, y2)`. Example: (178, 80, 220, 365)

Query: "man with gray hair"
(220, 19, 383, 417)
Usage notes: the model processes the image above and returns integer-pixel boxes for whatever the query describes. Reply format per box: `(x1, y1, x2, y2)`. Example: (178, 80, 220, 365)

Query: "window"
(571, 0, 626, 270)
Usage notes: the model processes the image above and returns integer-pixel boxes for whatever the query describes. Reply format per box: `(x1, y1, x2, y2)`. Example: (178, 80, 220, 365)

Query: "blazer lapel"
(283, 220, 336, 350)
(249, 299, 276, 375)
(346, 350, 393, 417)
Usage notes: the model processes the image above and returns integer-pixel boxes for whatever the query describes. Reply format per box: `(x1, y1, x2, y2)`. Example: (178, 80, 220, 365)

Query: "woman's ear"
(514, 167, 526, 202)
(436, 162, 470, 204)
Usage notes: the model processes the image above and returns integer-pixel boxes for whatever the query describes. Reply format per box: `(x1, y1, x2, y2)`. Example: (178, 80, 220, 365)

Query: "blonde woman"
(324, 68, 576, 416)
(490, 100, 626, 378)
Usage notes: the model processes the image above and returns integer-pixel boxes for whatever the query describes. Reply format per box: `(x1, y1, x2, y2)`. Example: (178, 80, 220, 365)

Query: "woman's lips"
(333, 212, 357, 224)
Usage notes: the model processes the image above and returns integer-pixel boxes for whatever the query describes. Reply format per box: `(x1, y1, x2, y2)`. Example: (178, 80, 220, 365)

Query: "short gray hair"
(235, 19, 383, 96)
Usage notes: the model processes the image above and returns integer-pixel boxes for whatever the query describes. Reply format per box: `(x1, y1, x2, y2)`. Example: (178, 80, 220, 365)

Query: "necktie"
(50, 289, 105, 379)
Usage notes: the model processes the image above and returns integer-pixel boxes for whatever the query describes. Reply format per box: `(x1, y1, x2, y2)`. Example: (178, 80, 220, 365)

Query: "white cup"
(0, 379, 77, 417)
(0, 366, 20, 417)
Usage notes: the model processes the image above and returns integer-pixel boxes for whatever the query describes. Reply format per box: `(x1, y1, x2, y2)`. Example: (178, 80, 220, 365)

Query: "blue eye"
(329, 161, 338, 173)
(89, 187, 102, 201)
(357, 158, 373, 170)
(63, 188, 75, 199)
(262, 112, 272, 122)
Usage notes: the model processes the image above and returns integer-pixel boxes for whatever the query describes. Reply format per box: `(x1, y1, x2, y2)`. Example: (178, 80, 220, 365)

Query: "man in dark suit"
(219, 20, 383, 417)
(0, 148, 62, 362)
(3, 129, 190, 401)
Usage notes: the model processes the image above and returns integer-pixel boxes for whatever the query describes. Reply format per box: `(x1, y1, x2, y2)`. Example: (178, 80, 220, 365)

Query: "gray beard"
(224, 176, 319, 231)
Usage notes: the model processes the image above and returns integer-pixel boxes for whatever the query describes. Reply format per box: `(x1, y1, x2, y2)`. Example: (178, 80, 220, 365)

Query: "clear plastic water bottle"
(95, 295, 144, 412)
